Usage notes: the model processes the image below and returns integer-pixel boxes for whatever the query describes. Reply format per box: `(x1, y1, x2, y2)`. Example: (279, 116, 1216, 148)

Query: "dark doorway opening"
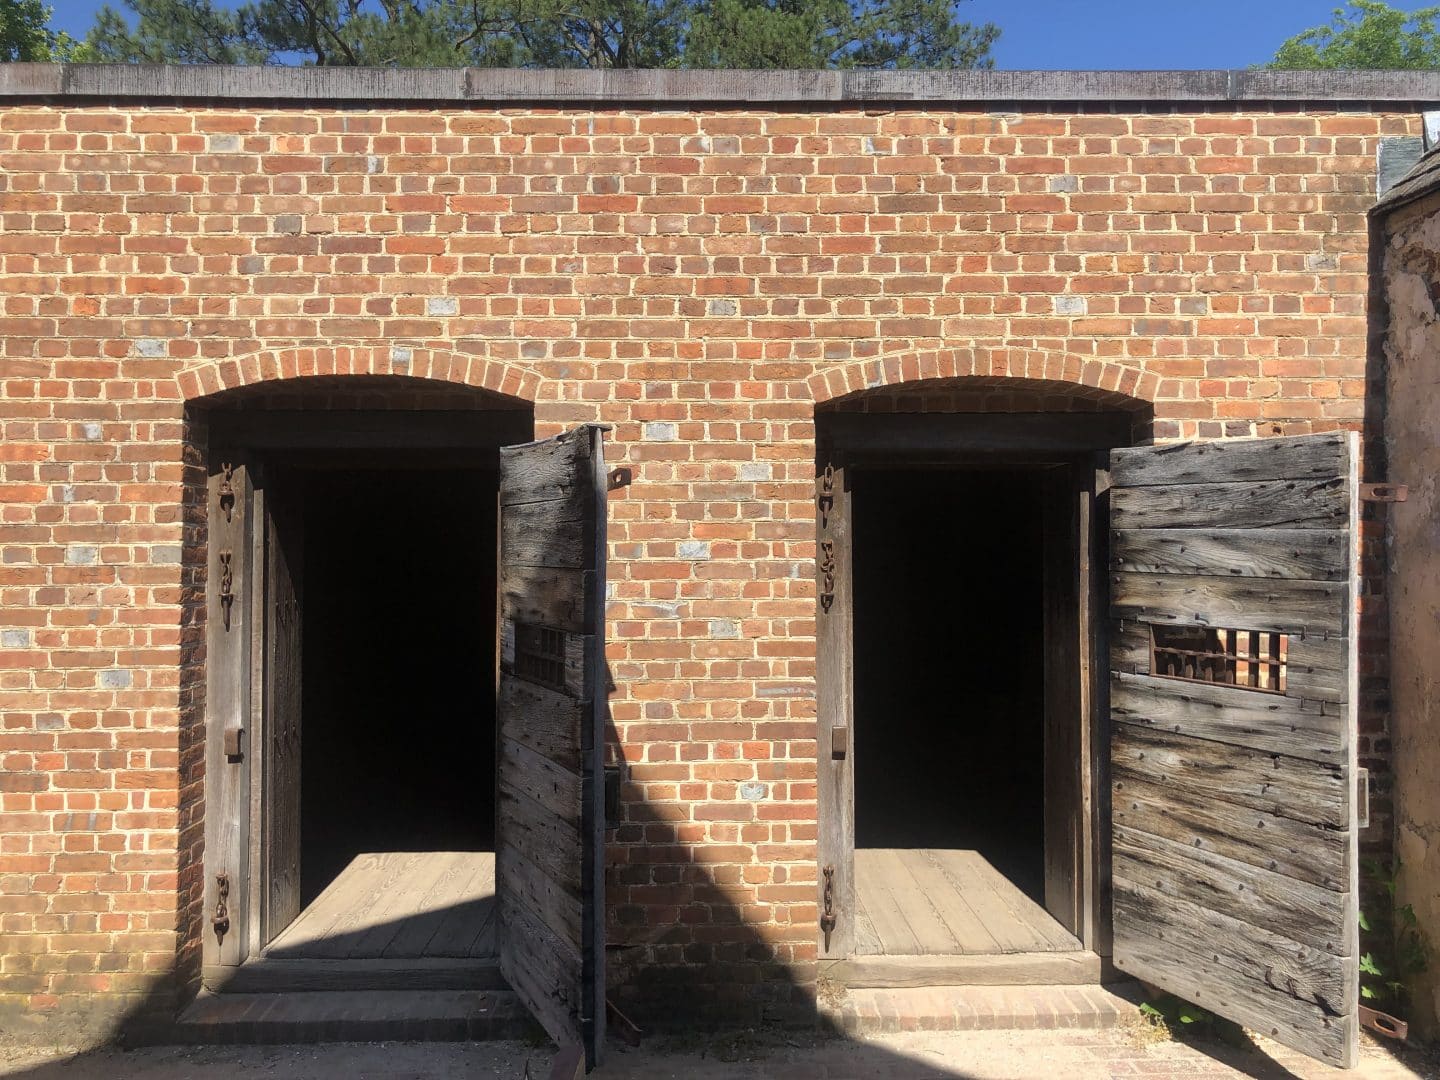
(257, 462, 503, 963)
(298, 466, 497, 906)
(850, 466, 1075, 956)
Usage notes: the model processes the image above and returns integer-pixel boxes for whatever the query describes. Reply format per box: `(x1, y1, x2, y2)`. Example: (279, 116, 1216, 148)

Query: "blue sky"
(43, 0, 1424, 69)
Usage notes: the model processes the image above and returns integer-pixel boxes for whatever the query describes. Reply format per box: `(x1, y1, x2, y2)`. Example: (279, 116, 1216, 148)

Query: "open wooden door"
(496, 425, 608, 1069)
(260, 471, 303, 945)
(1107, 433, 1360, 1067)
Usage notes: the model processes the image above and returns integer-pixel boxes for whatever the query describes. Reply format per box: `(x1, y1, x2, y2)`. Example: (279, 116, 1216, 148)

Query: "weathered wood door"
(261, 471, 304, 944)
(815, 460, 854, 959)
(496, 425, 608, 1068)
(1107, 432, 1360, 1067)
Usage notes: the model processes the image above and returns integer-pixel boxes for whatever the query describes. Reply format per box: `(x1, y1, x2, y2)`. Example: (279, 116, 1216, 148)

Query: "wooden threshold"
(203, 956, 508, 994)
(821, 951, 1117, 989)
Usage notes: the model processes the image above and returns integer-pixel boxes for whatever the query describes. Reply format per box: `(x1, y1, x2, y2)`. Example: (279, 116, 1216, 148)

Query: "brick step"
(153, 989, 537, 1045)
(821, 982, 1143, 1035)
(202, 957, 509, 994)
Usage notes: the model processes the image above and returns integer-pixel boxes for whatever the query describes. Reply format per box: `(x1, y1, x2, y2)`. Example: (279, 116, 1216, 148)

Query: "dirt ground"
(1, 1027, 1436, 1080)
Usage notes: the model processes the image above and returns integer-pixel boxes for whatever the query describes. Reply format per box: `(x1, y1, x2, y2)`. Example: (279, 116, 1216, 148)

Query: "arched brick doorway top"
(175, 345, 545, 404)
(807, 347, 1160, 411)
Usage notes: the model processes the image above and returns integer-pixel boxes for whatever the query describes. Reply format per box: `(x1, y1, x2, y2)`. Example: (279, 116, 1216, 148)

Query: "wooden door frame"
(815, 411, 1133, 960)
(198, 407, 533, 984)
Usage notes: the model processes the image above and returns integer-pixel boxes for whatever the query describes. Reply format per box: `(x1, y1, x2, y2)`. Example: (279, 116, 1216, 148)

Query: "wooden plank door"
(815, 460, 854, 959)
(1107, 432, 1360, 1067)
(261, 470, 304, 944)
(496, 425, 608, 1069)
(203, 454, 256, 971)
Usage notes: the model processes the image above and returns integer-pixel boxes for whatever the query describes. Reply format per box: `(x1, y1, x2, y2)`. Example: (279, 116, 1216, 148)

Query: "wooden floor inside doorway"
(854, 849, 1080, 955)
(267, 852, 498, 960)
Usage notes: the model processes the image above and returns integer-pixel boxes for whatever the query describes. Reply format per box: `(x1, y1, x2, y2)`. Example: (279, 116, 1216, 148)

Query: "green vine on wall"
(1359, 858, 1429, 1008)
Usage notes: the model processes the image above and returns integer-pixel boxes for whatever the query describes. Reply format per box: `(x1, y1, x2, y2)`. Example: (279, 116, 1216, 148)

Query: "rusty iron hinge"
(818, 541, 836, 613)
(820, 864, 837, 950)
(1360, 483, 1408, 503)
(212, 872, 231, 947)
(817, 463, 835, 530)
(218, 551, 235, 632)
(217, 462, 236, 522)
(607, 466, 632, 492)
(1360, 1005, 1408, 1042)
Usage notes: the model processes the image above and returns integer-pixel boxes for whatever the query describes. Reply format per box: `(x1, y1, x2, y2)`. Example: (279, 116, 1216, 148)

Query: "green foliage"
(1358, 857, 1429, 1007)
(1137, 993, 1245, 1045)
(1, 0, 80, 59)
(77, 0, 998, 68)
(684, 0, 998, 70)
(1268, 1, 1440, 70)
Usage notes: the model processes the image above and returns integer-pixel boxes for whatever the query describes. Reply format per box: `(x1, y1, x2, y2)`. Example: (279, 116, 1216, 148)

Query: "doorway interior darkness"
(850, 467, 1078, 956)
(261, 459, 503, 963)
(297, 466, 496, 905)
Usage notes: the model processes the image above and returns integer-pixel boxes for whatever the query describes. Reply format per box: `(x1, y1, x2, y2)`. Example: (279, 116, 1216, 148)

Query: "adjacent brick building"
(0, 65, 1435, 1058)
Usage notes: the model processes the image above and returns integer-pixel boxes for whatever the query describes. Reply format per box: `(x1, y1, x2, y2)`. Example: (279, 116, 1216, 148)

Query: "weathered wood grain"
(821, 951, 1106, 989)
(497, 678, 583, 772)
(262, 472, 304, 945)
(496, 425, 607, 1066)
(1112, 774, 1347, 890)
(1112, 671, 1344, 762)
(501, 564, 588, 634)
(500, 891, 584, 1050)
(1109, 433, 1346, 488)
(1112, 724, 1346, 829)
(1110, 477, 1348, 531)
(1107, 432, 1359, 1070)
(1113, 827, 1351, 954)
(499, 843, 582, 952)
(499, 429, 594, 507)
(1111, 572, 1347, 637)
(205, 457, 255, 970)
(1111, 528, 1347, 581)
(815, 463, 856, 959)
(1043, 466, 1085, 940)
(501, 499, 587, 569)
(499, 736, 581, 821)
(1113, 887, 1353, 1067)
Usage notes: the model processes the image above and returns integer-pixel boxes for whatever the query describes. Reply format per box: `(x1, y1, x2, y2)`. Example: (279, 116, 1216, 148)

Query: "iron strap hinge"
(1360, 482, 1408, 503)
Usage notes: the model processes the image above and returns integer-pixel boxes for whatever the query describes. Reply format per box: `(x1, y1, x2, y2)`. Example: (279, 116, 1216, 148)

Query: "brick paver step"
(155, 989, 536, 1045)
(822, 982, 1142, 1035)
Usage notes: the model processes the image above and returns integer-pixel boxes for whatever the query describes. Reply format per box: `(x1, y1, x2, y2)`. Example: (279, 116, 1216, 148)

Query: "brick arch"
(175, 344, 544, 403)
(807, 346, 1160, 408)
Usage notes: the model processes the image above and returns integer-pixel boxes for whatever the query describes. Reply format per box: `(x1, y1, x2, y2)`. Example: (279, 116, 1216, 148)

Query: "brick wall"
(0, 97, 1413, 1038)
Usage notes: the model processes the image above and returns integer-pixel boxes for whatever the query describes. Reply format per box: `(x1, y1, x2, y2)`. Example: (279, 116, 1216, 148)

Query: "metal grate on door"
(514, 623, 569, 692)
(1150, 624, 1287, 694)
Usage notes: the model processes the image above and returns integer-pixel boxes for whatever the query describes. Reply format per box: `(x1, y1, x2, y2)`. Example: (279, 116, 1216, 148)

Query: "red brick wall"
(0, 100, 1411, 1036)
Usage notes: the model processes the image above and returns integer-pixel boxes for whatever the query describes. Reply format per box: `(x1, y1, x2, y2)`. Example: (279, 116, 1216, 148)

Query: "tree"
(77, 0, 998, 69)
(1268, 0, 1440, 70)
(1, 0, 77, 60)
